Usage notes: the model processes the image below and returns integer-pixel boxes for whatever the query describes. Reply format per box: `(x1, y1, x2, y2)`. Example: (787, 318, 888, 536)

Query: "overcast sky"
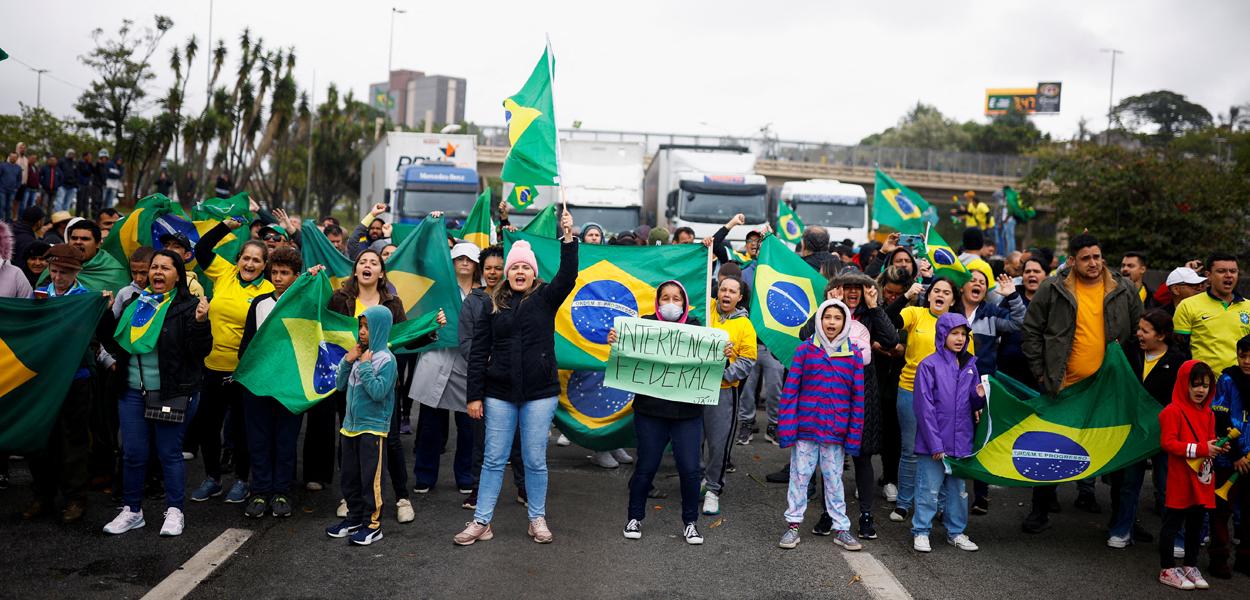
(3, 0, 1248, 147)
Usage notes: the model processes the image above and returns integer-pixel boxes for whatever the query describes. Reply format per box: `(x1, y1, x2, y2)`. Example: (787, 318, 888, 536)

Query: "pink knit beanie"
(504, 240, 539, 276)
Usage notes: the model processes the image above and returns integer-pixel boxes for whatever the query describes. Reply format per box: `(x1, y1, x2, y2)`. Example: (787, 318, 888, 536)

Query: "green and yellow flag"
(35, 249, 131, 293)
(450, 189, 494, 249)
(191, 192, 253, 261)
(777, 202, 805, 243)
(1006, 186, 1036, 222)
(112, 291, 173, 354)
(0, 294, 108, 452)
(300, 220, 354, 290)
(948, 346, 1162, 486)
(749, 234, 828, 365)
(873, 169, 933, 235)
(522, 203, 559, 239)
(384, 216, 463, 352)
(503, 229, 709, 371)
(556, 369, 636, 452)
(502, 45, 560, 186)
(509, 185, 538, 211)
(101, 194, 182, 265)
(918, 229, 971, 286)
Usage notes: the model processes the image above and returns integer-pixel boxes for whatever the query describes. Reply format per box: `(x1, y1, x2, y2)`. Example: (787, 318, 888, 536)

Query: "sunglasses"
(262, 234, 286, 242)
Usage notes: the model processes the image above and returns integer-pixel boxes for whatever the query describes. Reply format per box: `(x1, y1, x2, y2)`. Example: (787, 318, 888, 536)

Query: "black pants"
(87, 371, 119, 481)
(341, 433, 385, 530)
(878, 377, 901, 486)
(412, 404, 475, 490)
(1210, 467, 1250, 566)
(386, 400, 408, 500)
(471, 414, 524, 491)
(629, 413, 702, 524)
(1160, 505, 1206, 569)
(396, 355, 417, 423)
(302, 390, 344, 485)
(191, 369, 249, 481)
(29, 379, 92, 504)
(243, 391, 301, 496)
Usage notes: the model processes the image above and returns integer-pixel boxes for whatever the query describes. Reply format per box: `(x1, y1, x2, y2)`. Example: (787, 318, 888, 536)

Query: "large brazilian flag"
(299, 220, 354, 290)
(947, 345, 1162, 486)
(557, 370, 637, 451)
(0, 294, 108, 452)
(384, 216, 463, 352)
(873, 169, 934, 235)
(501, 44, 560, 187)
(749, 234, 827, 366)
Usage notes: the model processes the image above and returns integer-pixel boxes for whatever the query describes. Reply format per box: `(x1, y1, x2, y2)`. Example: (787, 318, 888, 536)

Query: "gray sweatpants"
(738, 345, 783, 427)
(702, 386, 740, 495)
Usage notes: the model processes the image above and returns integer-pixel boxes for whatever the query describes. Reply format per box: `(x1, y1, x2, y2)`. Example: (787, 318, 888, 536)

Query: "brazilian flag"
(522, 203, 559, 239)
(510, 185, 538, 211)
(918, 230, 971, 286)
(749, 235, 826, 365)
(1006, 186, 1036, 222)
(556, 370, 636, 451)
(947, 345, 1162, 486)
(300, 220, 354, 290)
(873, 169, 933, 235)
(102, 194, 186, 265)
(191, 192, 253, 262)
(503, 229, 709, 371)
(449, 189, 494, 249)
(384, 216, 463, 352)
(502, 45, 560, 187)
(777, 202, 805, 243)
(0, 294, 108, 452)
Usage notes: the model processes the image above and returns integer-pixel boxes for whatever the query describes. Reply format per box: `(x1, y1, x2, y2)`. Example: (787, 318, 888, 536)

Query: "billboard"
(1036, 82, 1062, 113)
(985, 83, 1062, 116)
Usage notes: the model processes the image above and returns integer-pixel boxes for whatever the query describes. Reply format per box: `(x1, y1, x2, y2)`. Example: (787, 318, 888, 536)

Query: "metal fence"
(474, 126, 1036, 178)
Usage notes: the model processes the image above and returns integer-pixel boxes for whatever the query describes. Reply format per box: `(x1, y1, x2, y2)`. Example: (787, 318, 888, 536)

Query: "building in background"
(369, 70, 467, 129)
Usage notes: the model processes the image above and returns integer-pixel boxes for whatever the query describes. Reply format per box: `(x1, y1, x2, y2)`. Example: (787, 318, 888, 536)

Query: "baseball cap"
(745, 230, 763, 241)
(45, 243, 85, 270)
(450, 242, 480, 263)
(1165, 267, 1206, 287)
(158, 232, 193, 250)
(258, 224, 289, 239)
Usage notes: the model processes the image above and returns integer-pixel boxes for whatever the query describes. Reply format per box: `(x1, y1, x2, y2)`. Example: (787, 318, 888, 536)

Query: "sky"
(2, 0, 1248, 147)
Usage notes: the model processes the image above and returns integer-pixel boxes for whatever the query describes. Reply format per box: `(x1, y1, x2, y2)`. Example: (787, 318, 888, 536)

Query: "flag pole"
(706, 243, 714, 326)
(544, 33, 566, 216)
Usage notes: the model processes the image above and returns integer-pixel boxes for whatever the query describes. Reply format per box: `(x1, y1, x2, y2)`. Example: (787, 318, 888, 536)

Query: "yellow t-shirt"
(1142, 353, 1162, 381)
(203, 258, 275, 372)
(1063, 279, 1106, 388)
(712, 311, 757, 389)
(1174, 293, 1250, 373)
(898, 307, 974, 392)
(963, 202, 993, 230)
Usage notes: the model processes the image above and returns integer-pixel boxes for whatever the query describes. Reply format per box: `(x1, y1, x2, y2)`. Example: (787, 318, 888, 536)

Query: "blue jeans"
(103, 186, 118, 208)
(55, 186, 77, 213)
(912, 455, 968, 537)
(412, 403, 475, 490)
(20, 187, 38, 211)
(629, 413, 703, 524)
(474, 396, 558, 523)
(1002, 218, 1017, 255)
(1109, 461, 1146, 540)
(896, 388, 918, 511)
(119, 388, 198, 511)
(0, 189, 14, 220)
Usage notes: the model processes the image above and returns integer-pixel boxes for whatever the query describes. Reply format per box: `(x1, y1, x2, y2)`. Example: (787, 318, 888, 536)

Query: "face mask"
(657, 302, 684, 321)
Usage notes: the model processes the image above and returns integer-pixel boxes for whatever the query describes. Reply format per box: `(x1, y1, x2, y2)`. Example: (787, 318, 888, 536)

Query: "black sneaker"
(726, 461, 737, 474)
(1022, 510, 1051, 534)
(735, 424, 752, 446)
(244, 496, 268, 518)
(765, 465, 790, 484)
(1132, 523, 1154, 543)
(765, 425, 778, 445)
(1047, 497, 1062, 513)
(970, 496, 989, 515)
(1074, 492, 1101, 514)
(858, 513, 878, 539)
(888, 507, 910, 523)
(812, 512, 833, 536)
(271, 495, 292, 518)
(220, 449, 234, 473)
(462, 489, 478, 510)
(516, 487, 528, 507)
(623, 518, 642, 540)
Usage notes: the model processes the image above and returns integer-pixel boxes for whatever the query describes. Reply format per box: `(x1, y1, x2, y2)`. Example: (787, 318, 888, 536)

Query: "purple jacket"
(913, 312, 986, 457)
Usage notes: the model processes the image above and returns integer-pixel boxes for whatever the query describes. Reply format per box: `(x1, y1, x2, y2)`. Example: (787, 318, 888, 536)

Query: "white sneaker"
(160, 507, 184, 537)
(336, 498, 348, 518)
(948, 534, 979, 551)
(181, 451, 194, 461)
(305, 481, 324, 492)
(611, 448, 634, 464)
(913, 535, 931, 552)
(884, 483, 898, 503)
(590, 451, 619, 469)
(1173, 545, 1185, 559)
(396, 499, 415, 524)
(702, 491, 720, 515)
(103, 508, 145, 535)
(1106, 535, 1131, 549)
(556, 434, 571, 447)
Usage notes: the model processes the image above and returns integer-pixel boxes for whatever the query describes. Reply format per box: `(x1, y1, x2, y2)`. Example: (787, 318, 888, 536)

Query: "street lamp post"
(33, 68, 48, 108)
(387, 7, 406, 75)
(1100, 48, 1123, 145)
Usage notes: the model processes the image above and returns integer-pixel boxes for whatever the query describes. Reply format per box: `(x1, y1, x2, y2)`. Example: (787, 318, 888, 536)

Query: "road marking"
(841, 550, 914, 600)
(141, 528, 253, 600)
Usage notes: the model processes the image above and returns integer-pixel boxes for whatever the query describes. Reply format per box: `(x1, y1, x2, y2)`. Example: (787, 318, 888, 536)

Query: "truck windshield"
(397, 188, 478, 219)
(794, 201, 866, 229)
(567, 206, 639, 234)
(680, 192, 767, 224)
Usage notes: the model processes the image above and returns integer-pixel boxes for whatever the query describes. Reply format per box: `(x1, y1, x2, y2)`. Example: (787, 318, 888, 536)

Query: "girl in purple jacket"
(911, 312, 986, 554)
(776, 299, 866, 552)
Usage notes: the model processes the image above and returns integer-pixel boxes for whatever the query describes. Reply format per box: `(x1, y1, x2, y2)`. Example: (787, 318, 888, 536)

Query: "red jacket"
(1159, 360, 1217, 509)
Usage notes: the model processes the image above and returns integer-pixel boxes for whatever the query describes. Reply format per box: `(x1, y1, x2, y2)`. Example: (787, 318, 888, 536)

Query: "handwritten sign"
(604, 317, 729, 405)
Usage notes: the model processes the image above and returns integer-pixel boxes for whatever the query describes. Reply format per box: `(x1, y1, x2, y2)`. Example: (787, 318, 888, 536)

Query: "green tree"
(1113, 90, 1213, 144)
(74, 16, 173, 150)
(964, 106, 1047, 154)
(308, 85, 379, 218)
(0, 105, 103, 160)
(859, 103, 971, 151)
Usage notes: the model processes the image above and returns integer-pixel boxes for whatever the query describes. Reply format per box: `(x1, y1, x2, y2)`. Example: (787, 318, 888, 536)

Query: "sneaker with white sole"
(326, 519, 362, 538)
(190, 478, 222, 502)
(103, 508, 145, 535)
(556, 434, 571, 447)
(181, 451, 194, 461)
(350, 526, 383, 546)
(305, 481, 324, 492)
(913, 535, 931, 552)
(1173, 545, 1185, 559)
(834, 530, 863, 551)
(1106, 534, 1131, 549)
(160, 507, 184, 537)
(623, 518, 642, 539)
(702, 491, 720, 515)
(336, 498, 348, 518)
(779, 525, 801, 549)
(396, 499, 415, 524)
(224, 480, 249, 504)
(1182, 566, 1209, 589)
(948, 534, 979, 551)
(611, 448, 634, 464)
(884, 483, 898, 503)
(1159, 567, 1195, 590)
(889, 507, 910, 522)
(454, 521, 493, 545)
(684, 522, 704, 545)
(528, 517, 553, 543)
(590, 451, 619, 469)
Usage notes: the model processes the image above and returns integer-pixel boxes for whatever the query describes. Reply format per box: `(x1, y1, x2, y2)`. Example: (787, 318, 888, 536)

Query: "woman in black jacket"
(102, 249, 211, 537)
(455, 209, 577, 546)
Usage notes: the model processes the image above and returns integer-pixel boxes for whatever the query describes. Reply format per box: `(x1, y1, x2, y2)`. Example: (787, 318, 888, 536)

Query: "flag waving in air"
(299, 220, 354, 290)
(777, 202, 805, 243)
(1005, 186, 1036, 222)
(503, 229, 709, 370)
(510, 185, 539, 211)
(522, 203, 559, 239)
(873, 169, 935, 235)
(948, 346, 1162, 486)
(919, 229, 971, 286)
(191, 192, 253, 262)
(384, 216, 462, 352)
(449, 189, 494, 249)
(749, 235, 827, 365)
(502, 44, 560, 187)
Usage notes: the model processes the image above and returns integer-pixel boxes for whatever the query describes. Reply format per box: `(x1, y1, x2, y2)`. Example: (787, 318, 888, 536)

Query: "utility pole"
(1100, 48, 1123, 145)
(387, 7, 406, 75)
(305, 71, 316, 214)
(33, 68, 48, 108)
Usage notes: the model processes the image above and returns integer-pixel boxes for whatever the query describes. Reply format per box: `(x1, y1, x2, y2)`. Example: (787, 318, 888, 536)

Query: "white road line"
(841, 550, 914, 600)
(141, 528, 253, 600)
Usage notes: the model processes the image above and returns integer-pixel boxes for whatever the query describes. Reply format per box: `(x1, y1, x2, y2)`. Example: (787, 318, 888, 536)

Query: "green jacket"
(1021, 267, 1142, 395)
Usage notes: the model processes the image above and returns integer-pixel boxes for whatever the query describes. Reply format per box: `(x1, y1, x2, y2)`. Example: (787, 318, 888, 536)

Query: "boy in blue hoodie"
(325, 305, 396, 546)
(1209, 334, 1250, 578)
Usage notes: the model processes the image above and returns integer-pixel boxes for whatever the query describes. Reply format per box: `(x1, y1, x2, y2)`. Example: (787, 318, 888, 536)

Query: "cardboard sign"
(604, 317, 729, 405)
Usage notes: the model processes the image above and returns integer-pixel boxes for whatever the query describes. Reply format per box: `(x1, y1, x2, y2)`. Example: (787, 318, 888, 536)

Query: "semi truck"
(642, 144, 767, 243)
(359, 131, 479, 219)
(778, 179, 870, 245)
(504, 140, 645, 235)
(392, 162, 480, 227)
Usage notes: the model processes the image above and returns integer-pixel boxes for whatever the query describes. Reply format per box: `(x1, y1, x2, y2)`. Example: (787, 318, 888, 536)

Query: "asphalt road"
(3, 427, 1250, 599)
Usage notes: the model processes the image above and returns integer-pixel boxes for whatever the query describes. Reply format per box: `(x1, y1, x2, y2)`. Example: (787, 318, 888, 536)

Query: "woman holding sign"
(454, 209, 578, 546)
(607, 280, 733, 545)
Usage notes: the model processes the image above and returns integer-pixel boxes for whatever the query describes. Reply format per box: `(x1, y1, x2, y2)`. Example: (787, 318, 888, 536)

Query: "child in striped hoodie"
(776, 299, 865, 551)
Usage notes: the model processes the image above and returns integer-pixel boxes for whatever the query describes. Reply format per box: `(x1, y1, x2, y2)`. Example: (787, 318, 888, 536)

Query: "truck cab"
(778, 179, 869, 246)
(644, 145, 767, 244)
(393, 161, 480, 227)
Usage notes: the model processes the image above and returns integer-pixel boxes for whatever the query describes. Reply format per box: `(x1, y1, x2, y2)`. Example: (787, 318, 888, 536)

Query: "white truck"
(359, 131, 479, 217)
(778, 179, 870, 245)
(503, 140, 645, 235)
(643, 144, 767, 243)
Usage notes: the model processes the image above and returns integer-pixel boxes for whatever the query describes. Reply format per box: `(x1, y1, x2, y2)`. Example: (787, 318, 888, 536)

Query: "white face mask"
(657, 302, 684, 321)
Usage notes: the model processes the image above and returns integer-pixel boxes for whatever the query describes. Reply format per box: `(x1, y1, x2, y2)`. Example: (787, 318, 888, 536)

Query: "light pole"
(33, 68, 48, 108)
(387, 7, 406, 75)
(1100, 48, 1123, 145)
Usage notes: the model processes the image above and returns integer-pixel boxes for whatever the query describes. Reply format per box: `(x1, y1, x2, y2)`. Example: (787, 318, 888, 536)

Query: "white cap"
(450, 242, 480, 263)
(1166, 267, 1207, 287)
